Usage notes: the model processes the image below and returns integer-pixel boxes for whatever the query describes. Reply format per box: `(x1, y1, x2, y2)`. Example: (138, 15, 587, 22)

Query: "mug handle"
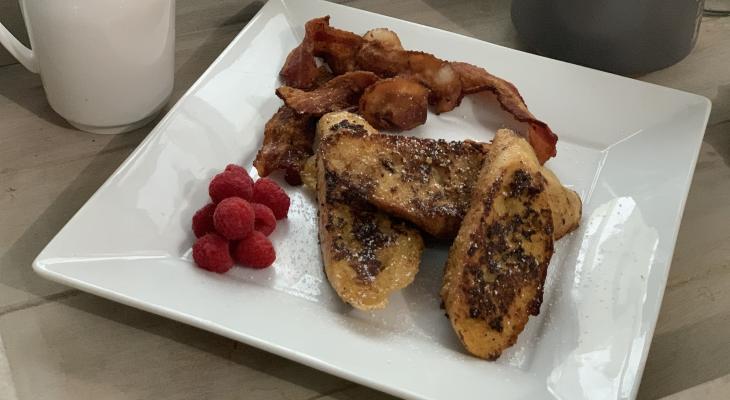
(0, 21, 38, 73)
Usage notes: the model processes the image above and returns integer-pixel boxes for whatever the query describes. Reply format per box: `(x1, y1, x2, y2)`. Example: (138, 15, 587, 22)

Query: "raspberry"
(209, 171, 253, 203)
(213, 197, 255, 240)
(252, 178, 290, 220)
(251, 203, 276, 236)
(224, 164, 255, 189)
(233, 231, 276, 269)
(224, 163, 250, 178)
(192, 233, 233, 273)
(192, 203, 216, 238)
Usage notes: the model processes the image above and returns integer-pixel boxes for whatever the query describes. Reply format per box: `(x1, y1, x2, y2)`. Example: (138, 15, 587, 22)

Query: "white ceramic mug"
(0, 0, 175, 134)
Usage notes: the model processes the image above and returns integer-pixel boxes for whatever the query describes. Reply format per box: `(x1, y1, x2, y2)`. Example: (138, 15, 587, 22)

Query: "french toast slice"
(314, 112, 424, 310)
(318, 130, 488, 239)
(441, 129, 554, 360)
(317, 118, 580, 240)
(542, 167, 582, 239)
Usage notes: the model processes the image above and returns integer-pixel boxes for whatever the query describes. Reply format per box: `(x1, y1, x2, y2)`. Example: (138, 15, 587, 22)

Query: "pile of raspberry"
(191, 164, 290, 273)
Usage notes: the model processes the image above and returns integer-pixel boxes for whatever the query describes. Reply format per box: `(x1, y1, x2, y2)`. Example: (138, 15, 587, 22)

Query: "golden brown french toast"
(319, 130, 488, 239)
(316, 113, 580, 240)
(313, 112, 424, 310)
(542, 167, 582, 238)
(441, 129, 554, 360)
(301, 111, 379, 191)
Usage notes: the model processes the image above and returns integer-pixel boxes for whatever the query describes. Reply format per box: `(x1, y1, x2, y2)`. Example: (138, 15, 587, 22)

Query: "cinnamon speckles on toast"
(314, 112, 424, 310)
(441, 129, 554, 359)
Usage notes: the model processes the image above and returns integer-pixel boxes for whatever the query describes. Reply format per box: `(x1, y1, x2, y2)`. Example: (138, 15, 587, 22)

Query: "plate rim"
(32, 0, 713, 399)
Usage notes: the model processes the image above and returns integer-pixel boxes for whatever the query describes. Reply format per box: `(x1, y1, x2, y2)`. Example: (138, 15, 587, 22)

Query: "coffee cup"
(0, 0, 175, 134)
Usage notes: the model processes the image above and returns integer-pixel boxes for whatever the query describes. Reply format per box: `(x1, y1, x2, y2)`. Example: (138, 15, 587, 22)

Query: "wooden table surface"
(1, 1, 729, 399)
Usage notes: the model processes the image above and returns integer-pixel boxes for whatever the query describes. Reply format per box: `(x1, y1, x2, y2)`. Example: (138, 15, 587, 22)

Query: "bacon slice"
(357, 41, 461, 113)
(279, 36, 319, 89)
(311, 65, 335, 87)
(279, 16, 363, 86)
(306, 16, 363, 74)
(359, 77, 429, 131)
(253, 106, 315, 185)
(363, 28, 403, 50)
(280, 18, 461, 114)
(276, 71, 379, 116)
(450, 62, 557, 164)
(276, 17, 558, 163)
(357, 41, 462, 114)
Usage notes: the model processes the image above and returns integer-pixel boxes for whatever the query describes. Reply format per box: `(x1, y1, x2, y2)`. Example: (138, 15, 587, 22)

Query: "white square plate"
(33, 0, 711, 399)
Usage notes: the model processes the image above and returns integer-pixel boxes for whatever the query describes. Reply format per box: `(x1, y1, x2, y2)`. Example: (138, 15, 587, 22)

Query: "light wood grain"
(634, 14, 730, 400)
(0, 1, 729, 399)
(0, 293, 351, 400)
(660, 374, 730, 400)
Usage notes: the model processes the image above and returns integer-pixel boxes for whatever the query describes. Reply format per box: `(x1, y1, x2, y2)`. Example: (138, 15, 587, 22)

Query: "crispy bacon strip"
(276, 71, 379, 116)
(311, 65, 335, 87)
(279, 16, 362, 86)
(359, 77, 429, 131)
(307, 16, 363, 74)
(357, 41, 462, 114)
(450, 62, 558, 164)
(279, 36, 319, 89)
(363, 28, 403, 50)
(253, 106, 315, 185)
(276, 17, 558, 163)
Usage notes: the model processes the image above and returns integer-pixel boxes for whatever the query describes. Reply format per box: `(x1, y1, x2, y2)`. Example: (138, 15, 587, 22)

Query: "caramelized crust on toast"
(314, 112, 424, 310)
(316, 112, 580, 240)
(317, 168, 424, 309)
(319, 131, 488, 239)
(542, 168, 582, 238)
(441, 129, 554, 360)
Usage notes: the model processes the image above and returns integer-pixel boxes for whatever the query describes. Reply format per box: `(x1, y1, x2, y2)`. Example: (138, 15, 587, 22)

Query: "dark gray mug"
(511, 0, 704, 75)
